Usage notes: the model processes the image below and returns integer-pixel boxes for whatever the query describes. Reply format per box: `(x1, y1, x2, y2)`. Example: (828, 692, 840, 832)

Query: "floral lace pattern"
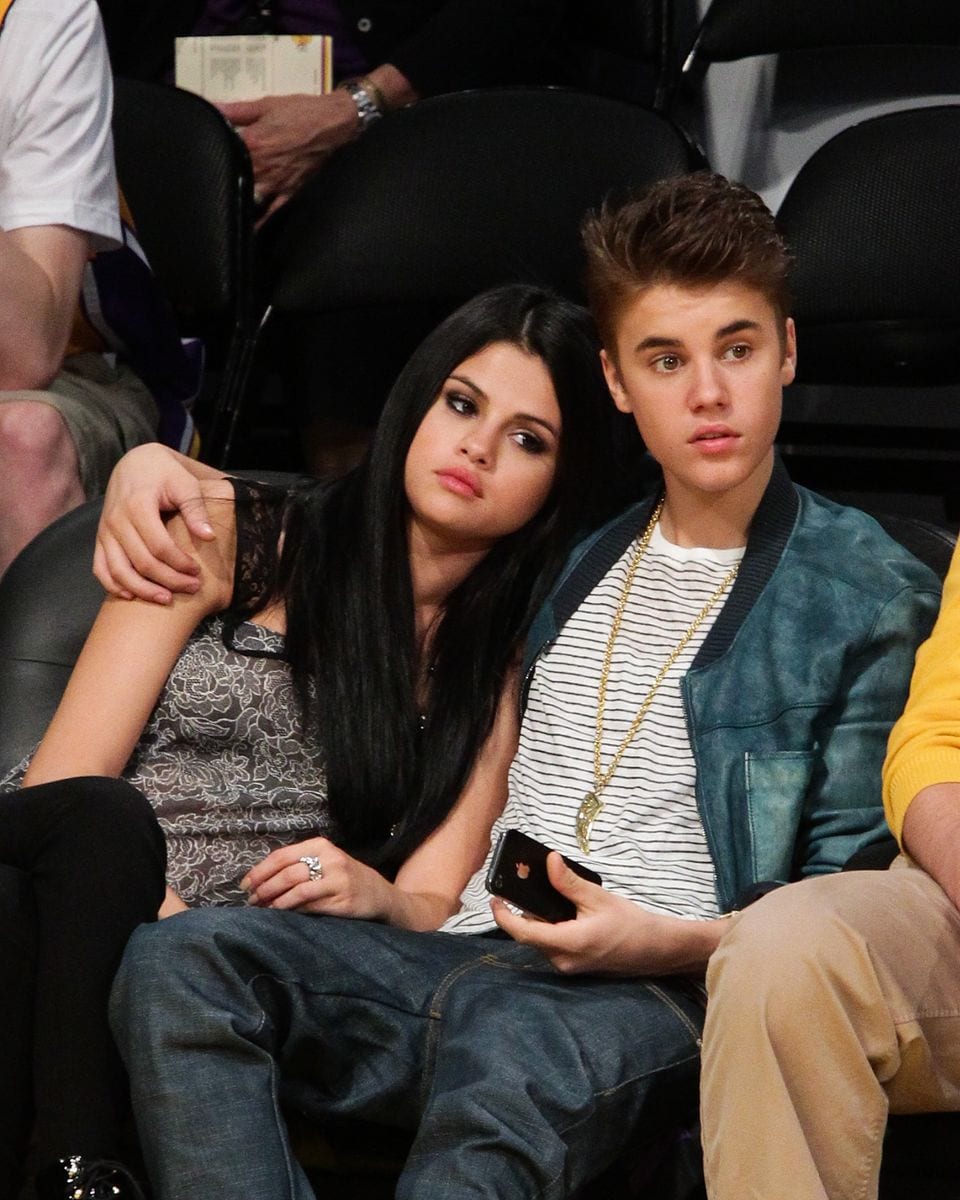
(124, 614, 330, 905)
(2, 615, 329, 906)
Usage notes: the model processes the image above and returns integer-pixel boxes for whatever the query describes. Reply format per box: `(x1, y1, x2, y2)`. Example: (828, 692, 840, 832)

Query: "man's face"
(601, 281, 796, 510)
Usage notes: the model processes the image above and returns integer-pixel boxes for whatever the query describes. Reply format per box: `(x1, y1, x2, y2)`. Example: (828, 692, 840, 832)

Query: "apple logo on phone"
(515, 861, 530, 880)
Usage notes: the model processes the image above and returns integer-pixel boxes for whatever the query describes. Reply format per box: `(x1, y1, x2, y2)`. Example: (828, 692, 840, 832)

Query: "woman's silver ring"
(298, 854, 323, 882)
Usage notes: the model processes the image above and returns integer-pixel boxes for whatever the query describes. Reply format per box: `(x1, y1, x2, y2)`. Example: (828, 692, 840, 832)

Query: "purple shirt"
(191, 0, 369, 78)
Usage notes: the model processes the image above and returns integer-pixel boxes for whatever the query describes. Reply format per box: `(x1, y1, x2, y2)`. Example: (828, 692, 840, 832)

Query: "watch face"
(347, 82, 382, 127)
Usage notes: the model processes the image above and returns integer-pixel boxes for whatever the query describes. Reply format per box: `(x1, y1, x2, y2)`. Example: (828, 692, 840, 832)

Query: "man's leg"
(114, 911, 705, 1200)
(701, 861, 960, 1200)
(0, 399, 84, 573)
(110, 912, 526, 1200)
(0, 353, 156, 574)
(400, 957, 705, 1199)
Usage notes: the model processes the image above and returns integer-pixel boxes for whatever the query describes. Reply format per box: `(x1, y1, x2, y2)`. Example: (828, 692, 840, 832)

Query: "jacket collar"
(544, 456, 799, 668)
(695, 456, 798, 668)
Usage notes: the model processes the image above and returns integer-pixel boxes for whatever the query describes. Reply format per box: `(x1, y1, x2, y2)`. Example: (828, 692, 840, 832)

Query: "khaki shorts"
(0, 351, 158, 498)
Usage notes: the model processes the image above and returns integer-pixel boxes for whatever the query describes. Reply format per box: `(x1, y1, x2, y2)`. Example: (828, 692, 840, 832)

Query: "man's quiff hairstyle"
(582, 172, 793, 354)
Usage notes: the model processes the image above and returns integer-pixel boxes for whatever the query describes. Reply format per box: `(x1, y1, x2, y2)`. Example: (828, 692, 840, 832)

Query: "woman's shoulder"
(229, 475, 339, 608)
(229, 477, 294, 617)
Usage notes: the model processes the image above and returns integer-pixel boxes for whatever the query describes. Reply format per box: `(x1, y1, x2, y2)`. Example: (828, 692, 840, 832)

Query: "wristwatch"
(340, 78, 384, 131)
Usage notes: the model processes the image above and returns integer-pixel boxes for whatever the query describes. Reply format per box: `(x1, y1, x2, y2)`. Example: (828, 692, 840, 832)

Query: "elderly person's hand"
(218, 91, 359, 217)
(219, 64, 419, 217)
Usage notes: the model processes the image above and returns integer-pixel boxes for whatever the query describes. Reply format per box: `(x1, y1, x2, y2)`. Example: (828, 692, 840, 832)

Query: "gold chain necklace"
(575, 500, 740, 854)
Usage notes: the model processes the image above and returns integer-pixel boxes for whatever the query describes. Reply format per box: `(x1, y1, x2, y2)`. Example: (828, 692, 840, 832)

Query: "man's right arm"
(885, 539, 960, 910)
(0, 0, 120, 384)
(0, 224, 89, 388)
(94, 444, 228, 602)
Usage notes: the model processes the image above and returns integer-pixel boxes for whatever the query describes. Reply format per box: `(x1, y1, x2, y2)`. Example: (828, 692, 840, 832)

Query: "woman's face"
(404, 341, 562, 553)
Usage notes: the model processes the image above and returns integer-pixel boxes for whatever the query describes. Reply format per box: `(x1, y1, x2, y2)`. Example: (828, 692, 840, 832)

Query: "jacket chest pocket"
(744, 750, 816, 882)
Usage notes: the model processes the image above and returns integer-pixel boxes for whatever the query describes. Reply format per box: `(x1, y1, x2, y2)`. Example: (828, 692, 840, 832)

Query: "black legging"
(0, 778, 166, 1195)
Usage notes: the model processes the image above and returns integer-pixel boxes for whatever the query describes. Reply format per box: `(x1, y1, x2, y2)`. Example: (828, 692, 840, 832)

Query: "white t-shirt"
(0, 0, 120, 247)
(443, 523, 744, 935)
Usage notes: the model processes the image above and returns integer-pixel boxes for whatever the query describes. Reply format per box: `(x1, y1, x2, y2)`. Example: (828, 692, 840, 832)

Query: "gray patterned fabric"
(2, 614, 330, 906)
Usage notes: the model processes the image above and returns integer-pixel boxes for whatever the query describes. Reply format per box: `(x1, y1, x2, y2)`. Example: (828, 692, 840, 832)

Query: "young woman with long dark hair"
(0, 284, 619, 1199)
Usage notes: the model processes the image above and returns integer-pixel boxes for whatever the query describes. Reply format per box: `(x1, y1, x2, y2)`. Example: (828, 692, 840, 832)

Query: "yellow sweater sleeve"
(884, 537, 960, 841)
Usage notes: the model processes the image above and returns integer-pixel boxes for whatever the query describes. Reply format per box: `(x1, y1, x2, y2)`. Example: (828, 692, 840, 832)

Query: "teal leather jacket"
(521, 461, 942, 913)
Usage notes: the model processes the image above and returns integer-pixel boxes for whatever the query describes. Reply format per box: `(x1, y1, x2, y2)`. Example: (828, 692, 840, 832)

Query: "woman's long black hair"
(278, 284, 620, 872)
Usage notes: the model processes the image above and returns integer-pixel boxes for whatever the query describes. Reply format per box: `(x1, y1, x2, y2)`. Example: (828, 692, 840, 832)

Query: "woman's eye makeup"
(510, 429, 547, 455)
(445, 389, 477, 415)
(442, 384, 553, 456)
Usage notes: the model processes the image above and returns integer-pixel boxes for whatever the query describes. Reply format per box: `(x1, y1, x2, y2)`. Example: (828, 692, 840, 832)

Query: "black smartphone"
(485, 829, 602, 923)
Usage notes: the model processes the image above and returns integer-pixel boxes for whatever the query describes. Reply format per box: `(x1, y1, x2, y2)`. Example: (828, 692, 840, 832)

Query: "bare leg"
(0, 399, 84, 574)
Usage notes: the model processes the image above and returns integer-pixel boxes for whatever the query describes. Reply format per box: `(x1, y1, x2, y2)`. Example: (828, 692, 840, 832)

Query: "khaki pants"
(0, 352, 157, 499)
(701, 857, 960, 1200)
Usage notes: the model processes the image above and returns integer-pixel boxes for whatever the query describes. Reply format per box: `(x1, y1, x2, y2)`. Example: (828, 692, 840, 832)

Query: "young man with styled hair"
(101, 173, 939, 1199)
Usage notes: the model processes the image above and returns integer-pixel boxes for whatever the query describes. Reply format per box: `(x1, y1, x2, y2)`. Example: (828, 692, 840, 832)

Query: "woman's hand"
(491, 852, 726, 976)
(94, 444, 225, 604)
(243, 837, 393, 922)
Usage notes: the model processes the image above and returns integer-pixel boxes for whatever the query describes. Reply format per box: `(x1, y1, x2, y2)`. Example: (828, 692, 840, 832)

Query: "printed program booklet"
(175, 34, 333, 102)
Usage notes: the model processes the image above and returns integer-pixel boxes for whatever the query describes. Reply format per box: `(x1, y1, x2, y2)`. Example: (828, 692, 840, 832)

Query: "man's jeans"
(110, 908, 705, 1200)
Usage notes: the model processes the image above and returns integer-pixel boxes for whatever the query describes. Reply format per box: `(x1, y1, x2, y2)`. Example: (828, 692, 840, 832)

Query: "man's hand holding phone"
(485, 829, 601, 923)
(490, 847, 631, 974)
(489, 831, 726, 977)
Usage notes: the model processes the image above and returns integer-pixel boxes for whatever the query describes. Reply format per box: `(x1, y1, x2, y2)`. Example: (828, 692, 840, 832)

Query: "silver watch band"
(342, 79, 383, 130)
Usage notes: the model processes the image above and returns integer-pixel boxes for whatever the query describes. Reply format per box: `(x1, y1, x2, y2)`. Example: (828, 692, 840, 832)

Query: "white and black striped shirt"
(442, 524, 744, 935)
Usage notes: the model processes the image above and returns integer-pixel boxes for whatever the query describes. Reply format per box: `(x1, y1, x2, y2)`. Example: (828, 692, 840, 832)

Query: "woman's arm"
(24, 480, 237, 786)
(159, 886, 190, 919)
(243, 677, 519, 930)
(389, 677, 519, 926)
